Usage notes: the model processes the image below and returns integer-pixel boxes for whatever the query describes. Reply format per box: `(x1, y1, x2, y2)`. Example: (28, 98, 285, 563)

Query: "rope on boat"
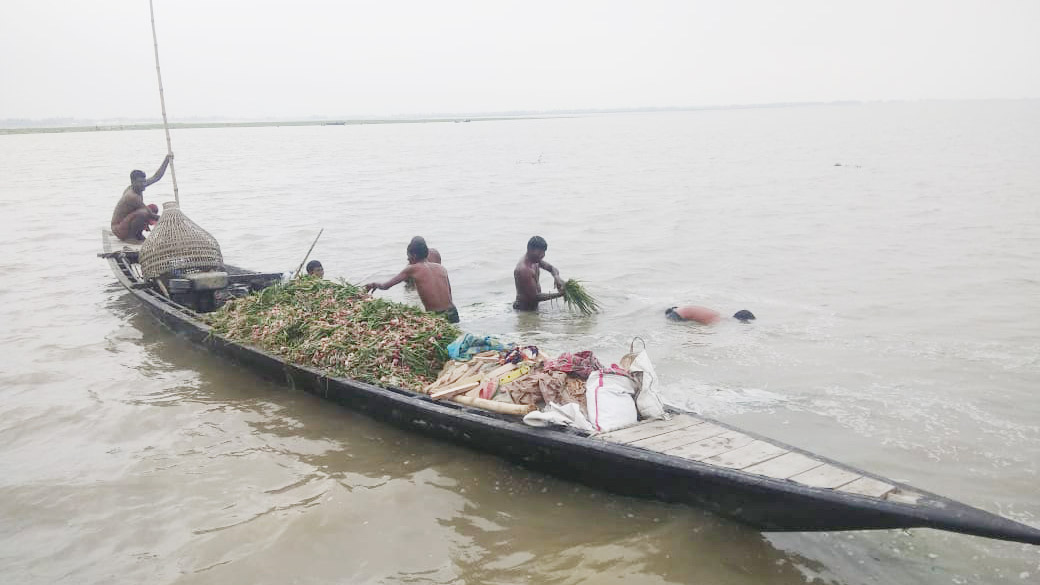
(148, 0, 179, 205)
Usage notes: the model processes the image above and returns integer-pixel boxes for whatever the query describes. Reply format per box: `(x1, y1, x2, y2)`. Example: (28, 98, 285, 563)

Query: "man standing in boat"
(513, 236, 566, 311)
(366, 237, 459, 323)
(110, 154, 173, 242)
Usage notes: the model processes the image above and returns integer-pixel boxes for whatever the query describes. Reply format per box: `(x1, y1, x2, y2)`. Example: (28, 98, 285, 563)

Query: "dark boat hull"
(102, 250, 1040, 545)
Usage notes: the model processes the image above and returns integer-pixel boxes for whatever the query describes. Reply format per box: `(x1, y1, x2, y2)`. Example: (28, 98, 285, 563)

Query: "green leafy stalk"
(561, 279, 600, 315)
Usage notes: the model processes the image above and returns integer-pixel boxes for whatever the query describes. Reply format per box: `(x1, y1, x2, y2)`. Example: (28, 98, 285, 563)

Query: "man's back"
(111, 185, 142, 226)
(410, 261, 452, 312)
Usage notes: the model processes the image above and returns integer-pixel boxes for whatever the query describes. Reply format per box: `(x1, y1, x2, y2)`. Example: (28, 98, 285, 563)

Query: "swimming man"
(665, 306, 756, 324)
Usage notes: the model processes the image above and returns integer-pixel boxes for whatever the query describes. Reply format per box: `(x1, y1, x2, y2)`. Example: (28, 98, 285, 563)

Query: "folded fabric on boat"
(446, 333, 514, 361)
(544, 351, 601, 380)
(523, 402, 595, 432)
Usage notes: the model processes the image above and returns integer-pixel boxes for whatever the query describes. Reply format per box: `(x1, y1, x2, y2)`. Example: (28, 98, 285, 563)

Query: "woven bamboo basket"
(140, 201, 224, 278)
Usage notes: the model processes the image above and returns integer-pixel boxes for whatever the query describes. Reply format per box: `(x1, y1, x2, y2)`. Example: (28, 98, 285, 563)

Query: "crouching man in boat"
(366, 237, 459, 323)
(110, 154, 173, 243)
(665, 306, 756, 324)
(513, 236, 565, 311)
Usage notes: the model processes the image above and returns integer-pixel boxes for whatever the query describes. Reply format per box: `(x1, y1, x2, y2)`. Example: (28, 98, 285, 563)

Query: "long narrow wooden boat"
(99, 231, 1040, 546)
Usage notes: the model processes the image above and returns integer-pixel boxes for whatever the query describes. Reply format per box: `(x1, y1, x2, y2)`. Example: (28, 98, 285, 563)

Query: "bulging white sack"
(585, 371, 638, 433)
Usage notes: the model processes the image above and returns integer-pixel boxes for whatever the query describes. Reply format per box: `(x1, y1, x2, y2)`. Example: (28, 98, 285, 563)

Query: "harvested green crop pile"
(204, 278, 461, 390)
(561, 279, 601, 315)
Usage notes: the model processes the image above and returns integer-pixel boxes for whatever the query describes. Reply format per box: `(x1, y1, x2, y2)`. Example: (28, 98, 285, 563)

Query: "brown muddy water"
(1, 101, 1038, 584)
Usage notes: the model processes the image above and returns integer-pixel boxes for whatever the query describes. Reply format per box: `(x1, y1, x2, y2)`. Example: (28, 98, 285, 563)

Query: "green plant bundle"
(561, 279, 601, 315)
(204, 278, 461, 390)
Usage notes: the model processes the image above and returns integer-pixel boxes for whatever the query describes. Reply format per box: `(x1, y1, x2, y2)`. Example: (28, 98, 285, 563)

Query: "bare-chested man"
(513, 236, 565, 311)
(666, 306, 756, 324)
(110, 154, 172, 242)
(366, 237, 458, 323)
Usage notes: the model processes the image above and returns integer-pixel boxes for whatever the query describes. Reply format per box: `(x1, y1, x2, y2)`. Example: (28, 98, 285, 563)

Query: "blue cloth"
(446, 333, 514, 361)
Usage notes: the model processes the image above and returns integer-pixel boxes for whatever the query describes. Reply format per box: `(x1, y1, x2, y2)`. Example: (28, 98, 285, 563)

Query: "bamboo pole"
(292, 228, 325, 278)
(148, 0, 179, 205)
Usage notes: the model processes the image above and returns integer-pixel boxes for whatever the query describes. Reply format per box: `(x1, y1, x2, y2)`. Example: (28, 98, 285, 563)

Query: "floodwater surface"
(1, 101, 1038, 584)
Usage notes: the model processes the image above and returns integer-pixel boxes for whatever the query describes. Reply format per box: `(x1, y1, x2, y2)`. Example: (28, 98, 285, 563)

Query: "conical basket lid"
(140, 201, 224, 278)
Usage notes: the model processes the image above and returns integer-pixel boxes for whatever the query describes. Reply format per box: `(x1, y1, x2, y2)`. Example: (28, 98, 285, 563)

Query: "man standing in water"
(110, 154, 173, 242)
(513, 236, 566, 311)
(366, 237, 459, 323)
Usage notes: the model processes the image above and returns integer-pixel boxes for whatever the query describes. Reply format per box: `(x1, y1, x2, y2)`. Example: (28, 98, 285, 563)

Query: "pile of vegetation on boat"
(204, 278, 461, 390)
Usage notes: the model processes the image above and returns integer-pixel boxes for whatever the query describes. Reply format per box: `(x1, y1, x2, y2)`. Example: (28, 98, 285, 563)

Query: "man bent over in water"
(366, 237, 459, 323)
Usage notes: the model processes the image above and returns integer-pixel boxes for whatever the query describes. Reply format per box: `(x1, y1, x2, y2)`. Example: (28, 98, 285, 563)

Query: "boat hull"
(101, 249, 1040, 545)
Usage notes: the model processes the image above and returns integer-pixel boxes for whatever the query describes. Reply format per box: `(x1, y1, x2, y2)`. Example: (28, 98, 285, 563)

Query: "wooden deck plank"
(666, 430, 756, 461)
(101, 228, 141, 254)
(743, 452, 825, 479)
(700, 440, 788, 469)
(630, 423, 728, 452)
(599, 414, 704, 444)
(789, 464, 860, 489)
(839, 476, 895, 499)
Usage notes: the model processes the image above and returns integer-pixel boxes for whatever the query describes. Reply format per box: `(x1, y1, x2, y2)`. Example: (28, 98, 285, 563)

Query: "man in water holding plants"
(513, 236, 566, 311)
(366, 237, 459, 323)
(110, 154, 173, 242)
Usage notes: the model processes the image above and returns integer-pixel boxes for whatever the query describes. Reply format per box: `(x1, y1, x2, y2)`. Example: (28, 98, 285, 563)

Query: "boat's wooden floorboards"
(629, 422, 727, 452)
(598, 417, 905, 502)
(599, 415, 704, 444)
(743, 451, 824, 479)
(101, 228, 142, 254)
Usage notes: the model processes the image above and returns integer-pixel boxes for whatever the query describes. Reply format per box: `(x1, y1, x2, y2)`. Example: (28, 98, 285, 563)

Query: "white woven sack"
(629, 350, 668, 420)
(585, 371, 638, 433)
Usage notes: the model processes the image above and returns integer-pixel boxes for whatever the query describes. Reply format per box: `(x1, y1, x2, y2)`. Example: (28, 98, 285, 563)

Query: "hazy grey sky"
(2, 0, 1038, 119)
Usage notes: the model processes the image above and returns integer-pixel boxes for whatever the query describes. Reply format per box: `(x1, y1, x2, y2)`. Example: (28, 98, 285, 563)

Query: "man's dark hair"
(733, 309, 756, 322)
(130, 170, 146, 181)
(306, 260, 322, 273)
(407, 236, 429, 260)
(527, 236, 548, 251)
(665, 307, 682, 321)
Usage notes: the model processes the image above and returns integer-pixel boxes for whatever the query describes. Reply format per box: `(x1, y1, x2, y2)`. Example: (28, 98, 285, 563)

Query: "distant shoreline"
(0, 116, 534, 136)
(3, 99, 1032, 135)
(0, 102, 869, 135)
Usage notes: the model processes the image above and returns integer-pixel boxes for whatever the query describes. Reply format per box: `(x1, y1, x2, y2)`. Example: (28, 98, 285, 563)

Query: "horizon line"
(2, 97, 1037, 133)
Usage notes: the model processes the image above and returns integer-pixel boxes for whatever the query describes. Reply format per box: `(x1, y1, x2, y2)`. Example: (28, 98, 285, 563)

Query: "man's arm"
(145, 154, 173, 187)
(366, 265, 414, 292)
(538, 259, 566, 291)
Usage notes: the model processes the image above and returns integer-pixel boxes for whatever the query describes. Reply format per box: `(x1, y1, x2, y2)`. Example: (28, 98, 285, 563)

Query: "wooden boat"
(99, 230, 1040, 546)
